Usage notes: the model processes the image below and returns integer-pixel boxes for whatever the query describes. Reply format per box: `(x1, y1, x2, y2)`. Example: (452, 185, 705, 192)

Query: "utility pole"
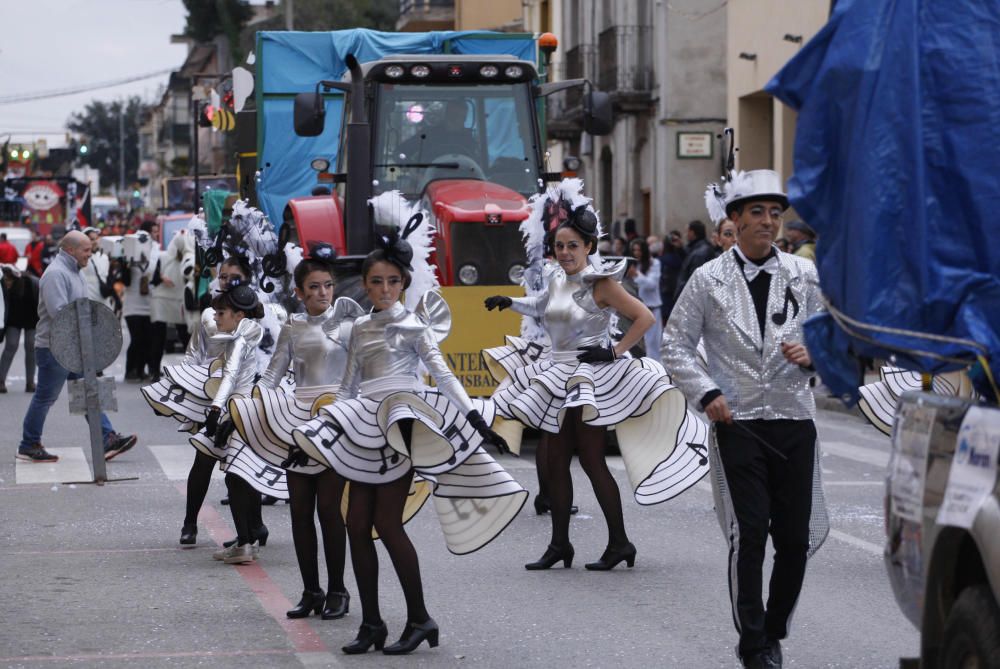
(285, 0, 293, 30)
(192, 96, 200, 207)
(118, 104, 125, 193)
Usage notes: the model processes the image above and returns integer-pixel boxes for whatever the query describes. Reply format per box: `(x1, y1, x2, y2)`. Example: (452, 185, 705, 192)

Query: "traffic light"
(79, 143, 89, 155)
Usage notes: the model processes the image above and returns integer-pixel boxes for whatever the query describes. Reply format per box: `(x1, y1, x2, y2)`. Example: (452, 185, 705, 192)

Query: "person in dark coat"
(0, 264, 39, 393)
(673, 220, 715, 301)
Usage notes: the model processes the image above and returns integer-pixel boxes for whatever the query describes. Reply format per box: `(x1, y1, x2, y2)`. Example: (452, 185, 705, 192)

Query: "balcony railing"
(598, 25, 654, 100)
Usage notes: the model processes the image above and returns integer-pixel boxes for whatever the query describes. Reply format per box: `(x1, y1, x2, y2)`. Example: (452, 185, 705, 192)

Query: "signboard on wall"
(677, 132, 714, 159)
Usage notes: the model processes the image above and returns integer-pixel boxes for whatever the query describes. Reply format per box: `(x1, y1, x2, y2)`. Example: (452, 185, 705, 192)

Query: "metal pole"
(76, 299, 108, 483)
(193, 99, 200, 210)
(118, 106, 125, 193)
(285, 0, 293, 30)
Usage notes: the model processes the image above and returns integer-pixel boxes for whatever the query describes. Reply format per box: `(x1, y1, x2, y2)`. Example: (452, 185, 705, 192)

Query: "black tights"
(548, 407, 629, 549)
(536, 433, 552, 499)
(288, 469, 347, 594)
(347, 470, 428, 626)
(183, 450, 216, 526)
(225, 473, 263, 545)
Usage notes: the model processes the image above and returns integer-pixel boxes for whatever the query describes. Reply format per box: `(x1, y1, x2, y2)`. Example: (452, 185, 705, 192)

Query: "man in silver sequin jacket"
(662, 169, 822, 669)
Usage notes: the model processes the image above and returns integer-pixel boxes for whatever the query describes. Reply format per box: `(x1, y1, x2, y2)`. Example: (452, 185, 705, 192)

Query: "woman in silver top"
(229, 248, 364, 621)
(292, 237, 525, 656)
(485, 208, 697, 572)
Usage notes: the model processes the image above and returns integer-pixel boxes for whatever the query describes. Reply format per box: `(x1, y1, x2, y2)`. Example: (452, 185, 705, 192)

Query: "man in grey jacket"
(663, 171, 823, 669)
(16, 231, 137, 463)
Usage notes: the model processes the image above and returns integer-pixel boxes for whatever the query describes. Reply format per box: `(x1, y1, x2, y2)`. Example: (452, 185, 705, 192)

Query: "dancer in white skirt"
(229, 245, 363, 620)
(484, 206, 698, 571)
(142, 281, 267, 564)
(292, 218, 526, 655)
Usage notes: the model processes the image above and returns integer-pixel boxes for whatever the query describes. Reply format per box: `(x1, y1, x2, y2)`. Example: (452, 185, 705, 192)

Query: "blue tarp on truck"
(765, 0, 1000, 402)
(254, 28, 537, 231)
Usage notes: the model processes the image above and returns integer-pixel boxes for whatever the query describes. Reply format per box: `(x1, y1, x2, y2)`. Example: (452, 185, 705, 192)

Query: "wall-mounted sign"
(677, 131, 714, 159)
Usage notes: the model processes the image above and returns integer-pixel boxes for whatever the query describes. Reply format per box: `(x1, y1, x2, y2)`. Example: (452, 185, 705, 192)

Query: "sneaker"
(16, 444, 59, 463)
(215, 542, 255, 564)
(104, 433, 138, 461)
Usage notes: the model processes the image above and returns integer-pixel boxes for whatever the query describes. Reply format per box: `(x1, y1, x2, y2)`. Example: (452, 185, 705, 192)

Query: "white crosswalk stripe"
(149, 445, 226, 481)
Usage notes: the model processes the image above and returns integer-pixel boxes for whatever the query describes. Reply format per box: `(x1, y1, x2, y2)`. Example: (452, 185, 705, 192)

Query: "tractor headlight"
(480, 65, 499, 79)
(507, 263, 525, 285)
(504, 65, 524, 79)
(411, 65, 431, 78)
(385, 65, 405, 79)
(458, 264, 479, 285)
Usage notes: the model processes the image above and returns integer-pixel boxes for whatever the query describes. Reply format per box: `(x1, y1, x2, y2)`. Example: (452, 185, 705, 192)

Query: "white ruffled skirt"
(858, 366, 974, 436)
(484, 342, 710, 505)
(291, 376, 527, 555)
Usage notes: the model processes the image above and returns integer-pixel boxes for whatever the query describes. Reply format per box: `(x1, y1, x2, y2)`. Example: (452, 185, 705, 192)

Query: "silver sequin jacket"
(662, 248, 822, 420)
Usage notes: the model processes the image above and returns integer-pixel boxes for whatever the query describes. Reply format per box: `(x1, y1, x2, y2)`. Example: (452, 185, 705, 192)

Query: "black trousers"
(124, 315, 152, 377)
(716, 419, 816, 658)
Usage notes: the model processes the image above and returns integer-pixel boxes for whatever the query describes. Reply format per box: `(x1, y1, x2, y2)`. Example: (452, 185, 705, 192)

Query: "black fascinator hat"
(214, 278, 265, 319)
(374, 211, 423, 272)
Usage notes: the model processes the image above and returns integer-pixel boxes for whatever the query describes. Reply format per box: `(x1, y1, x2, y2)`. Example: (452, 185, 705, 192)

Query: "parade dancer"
(663, 167, 828, 669)
(484, 202, 708, 572)
(229, 245, 364, 620)
(292, 193, 526, 655)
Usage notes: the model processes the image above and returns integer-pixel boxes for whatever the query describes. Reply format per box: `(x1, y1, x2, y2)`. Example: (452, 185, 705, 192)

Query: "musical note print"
(255, 464, 283, 485)
(771, 286, 800, 326)
(378, 446, 401, 475)
(159, 383, 187, 404)
(686, 442, 708, 466)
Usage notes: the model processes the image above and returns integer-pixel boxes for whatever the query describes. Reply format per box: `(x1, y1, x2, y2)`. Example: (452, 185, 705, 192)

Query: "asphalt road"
(0, 346, 919, 668)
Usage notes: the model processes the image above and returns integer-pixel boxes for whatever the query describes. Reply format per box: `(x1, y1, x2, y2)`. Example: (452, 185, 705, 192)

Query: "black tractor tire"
(939, 584, 1000, 669)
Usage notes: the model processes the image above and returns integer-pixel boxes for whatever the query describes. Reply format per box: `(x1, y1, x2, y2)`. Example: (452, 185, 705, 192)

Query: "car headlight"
(507, 263, 525, 284)
(385, 65, 405, 79)
(458, 264, 479, 285)
(504, 65, 524, 79)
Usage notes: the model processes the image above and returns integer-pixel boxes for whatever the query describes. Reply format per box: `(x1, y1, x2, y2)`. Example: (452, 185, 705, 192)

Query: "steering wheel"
(422, 153, 486, 186)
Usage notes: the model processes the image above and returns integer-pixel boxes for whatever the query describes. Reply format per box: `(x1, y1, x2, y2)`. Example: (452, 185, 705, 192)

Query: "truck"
(244, 29, 611, 395)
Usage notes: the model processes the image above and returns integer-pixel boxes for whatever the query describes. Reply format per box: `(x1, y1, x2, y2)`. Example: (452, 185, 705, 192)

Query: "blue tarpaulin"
(765, 0, 1000, 402)
(255, 29, 537, 231)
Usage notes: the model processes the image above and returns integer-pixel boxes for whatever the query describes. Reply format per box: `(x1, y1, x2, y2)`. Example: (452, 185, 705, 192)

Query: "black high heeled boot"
(584, 542, 637, 571)
(342, 621, 389, 654)
(321, 590, 350, 620)
(179, 523, 197, 546)
(286, 589, 325, 618)
(533, 494, 579, 515)
(524, 543, 575, 570)
(382, 618, 439, 655)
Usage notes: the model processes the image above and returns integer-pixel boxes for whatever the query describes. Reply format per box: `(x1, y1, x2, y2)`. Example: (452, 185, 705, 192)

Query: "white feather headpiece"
(368, 190, 439, 312)
(704, 182, 728, 225)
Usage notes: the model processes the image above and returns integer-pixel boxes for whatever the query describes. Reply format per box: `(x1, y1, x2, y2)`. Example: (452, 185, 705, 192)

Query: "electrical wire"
(0, 69, 173, 106)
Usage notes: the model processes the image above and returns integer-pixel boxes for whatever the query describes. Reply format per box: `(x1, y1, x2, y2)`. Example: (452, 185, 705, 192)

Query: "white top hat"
(723, 169, 789, 214)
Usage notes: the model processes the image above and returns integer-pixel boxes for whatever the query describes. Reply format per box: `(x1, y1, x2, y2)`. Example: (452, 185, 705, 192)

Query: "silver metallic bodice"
(211, 317, 263, 409)
(510, 262, 624, 360)
(184, 309, 223, 365)
(340, 297, 473, 414)
(259, 298, 363, 390)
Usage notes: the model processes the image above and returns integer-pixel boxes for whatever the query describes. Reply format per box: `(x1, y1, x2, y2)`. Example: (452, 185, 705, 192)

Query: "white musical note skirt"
(291, 390, 527, 555)
(489, 352, 711, 505)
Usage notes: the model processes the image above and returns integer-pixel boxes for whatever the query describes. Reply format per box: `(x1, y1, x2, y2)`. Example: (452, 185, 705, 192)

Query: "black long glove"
(466, 409, 511, 456)
(204, 407, 220, 437)
(214, 419, 235, 450)
(280, 445, 310, 469)
(576, 344, 617, 364)
(484, 295, 512, 311)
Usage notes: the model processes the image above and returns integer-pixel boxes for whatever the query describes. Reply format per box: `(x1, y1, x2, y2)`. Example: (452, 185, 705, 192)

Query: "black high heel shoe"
(286, 589, 325, 618)
(584, 542, 637, 571)
(532, 494, 579, 515)
(321, 590, 350, 620)
(524, 543, 575, 570)
(342, 621, 389, 654)
(383, 618, 439, 655)
(179, 523, 197, 546)
(223, 524, 268, 549)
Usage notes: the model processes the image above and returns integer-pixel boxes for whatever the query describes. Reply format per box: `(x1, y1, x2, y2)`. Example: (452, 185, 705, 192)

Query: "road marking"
(178, 483, 340, 663)
(14, 447, 92, 484)
(829, 529, 882, 556)
(822, 440, 890, 468)
(0, 649, 295, 663)
(150, 444, 225, 481)
(824, 481, 883, 487)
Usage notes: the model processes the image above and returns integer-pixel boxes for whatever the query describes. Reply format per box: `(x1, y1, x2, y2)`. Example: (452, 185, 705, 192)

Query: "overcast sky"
(0, 0, 191, 148)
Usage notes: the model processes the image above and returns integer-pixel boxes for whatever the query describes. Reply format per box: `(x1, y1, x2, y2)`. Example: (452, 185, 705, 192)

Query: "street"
(0, 346, 919, 668)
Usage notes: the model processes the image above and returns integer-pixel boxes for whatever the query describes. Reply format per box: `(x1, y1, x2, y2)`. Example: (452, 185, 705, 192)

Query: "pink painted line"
(0, 648, 294, 662)
(6, 547, 209, 556)
(174, 482, 330, 654)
